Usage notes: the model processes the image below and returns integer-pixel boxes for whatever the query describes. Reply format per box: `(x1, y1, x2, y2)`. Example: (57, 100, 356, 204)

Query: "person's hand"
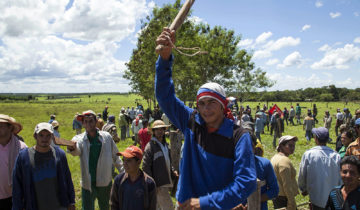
(156, 27, 175, 60)
(232, 204, 247, 210)
(180, 198, 200, 210)
(67, 140, 77, 151)
(67, 204, 75, 210)
(174, 170, 179, 177)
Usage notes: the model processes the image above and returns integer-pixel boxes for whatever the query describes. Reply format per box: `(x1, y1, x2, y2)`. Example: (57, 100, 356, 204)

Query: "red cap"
(117, 146, 143, 160)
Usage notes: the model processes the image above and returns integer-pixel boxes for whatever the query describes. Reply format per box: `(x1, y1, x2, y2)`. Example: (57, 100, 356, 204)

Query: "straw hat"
(151, 120, 170, 130)
(0, 114, 23, 134)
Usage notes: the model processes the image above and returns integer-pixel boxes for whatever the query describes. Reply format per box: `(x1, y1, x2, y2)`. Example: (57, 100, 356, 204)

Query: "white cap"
(34, 122, 54, 134)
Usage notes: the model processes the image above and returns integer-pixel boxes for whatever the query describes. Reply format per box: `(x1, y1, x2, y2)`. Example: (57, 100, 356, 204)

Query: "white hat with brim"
(34, 122, 54, 134)
(151, 120, 170, 130)
(0, 114, 22, 134)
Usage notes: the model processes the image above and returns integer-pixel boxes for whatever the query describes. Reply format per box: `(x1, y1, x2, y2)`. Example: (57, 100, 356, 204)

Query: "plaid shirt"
(345, 137, 360, 159)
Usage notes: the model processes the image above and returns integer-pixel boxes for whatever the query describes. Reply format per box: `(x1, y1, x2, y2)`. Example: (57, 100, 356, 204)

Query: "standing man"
(12, 122, 75, 210)
(67, 110, 124, 210)
(131, 114, 143, 146)
(303, 111, 315, 143)
(118, 108, 127, 141)
(298, 127, 342, 210)
(48, 114, 56, 124)
(295, 103, 301, 125)
(344, 108, 353, 128)
(345, 118, 360, 159)
(138, 120, 151, 151)
(110, 146, 157, 210)
(103, 106, 109, 122)
(289, 106, 295, 126)
(313, 104, 318, 124)
(142, 120, 177, 210)
(103, 115, 120, 143)
(255, 113, 264, 142)
(154, 28, 257, 209)
(0, 114, 27, 210)
(335, 108, 344, 136)
(72, 112, 82, 135)
(323, 110, 332, 130)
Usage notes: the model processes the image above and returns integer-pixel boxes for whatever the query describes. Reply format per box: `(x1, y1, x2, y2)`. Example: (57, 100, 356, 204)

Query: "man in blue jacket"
(12, 122, 75, 210)
(155, 28, 257, 210)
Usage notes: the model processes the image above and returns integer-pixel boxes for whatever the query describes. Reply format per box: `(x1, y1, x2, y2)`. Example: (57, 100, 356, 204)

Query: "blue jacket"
(12, 146, 75, 210)
(155, 55, 257, 210)
(73, 119, 82, 130)
(254, 156, 279, 210)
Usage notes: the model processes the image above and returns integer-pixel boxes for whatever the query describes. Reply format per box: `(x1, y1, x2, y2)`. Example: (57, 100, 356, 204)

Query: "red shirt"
(138, 128, 151, 151)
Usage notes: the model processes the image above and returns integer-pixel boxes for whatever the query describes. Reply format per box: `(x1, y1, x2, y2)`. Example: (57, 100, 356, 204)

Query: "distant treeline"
(0, 92, 130, 101)
(236, 85, 360, 102)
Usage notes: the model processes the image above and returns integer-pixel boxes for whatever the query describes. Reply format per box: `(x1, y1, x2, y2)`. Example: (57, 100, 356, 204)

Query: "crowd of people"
(0, 28, 359, 210)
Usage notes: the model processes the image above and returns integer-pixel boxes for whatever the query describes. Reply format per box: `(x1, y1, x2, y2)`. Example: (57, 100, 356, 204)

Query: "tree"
(124, 0, 273, 103)
(319, 93, 334, 102)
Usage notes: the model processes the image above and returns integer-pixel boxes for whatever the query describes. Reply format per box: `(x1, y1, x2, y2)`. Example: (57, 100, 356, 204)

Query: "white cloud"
(315, 1, 323, 8)
(255, 31, 272, 44)
(354, 12, 359, 17)
(264, 37, 301, 51)
(238, 38, 253, 48)
(318, 44, 331, 51)
(266, 58, 279, 65)
(311, 44, 360, 69)
(301, 24, 311, 32)
(0, 0, 154, 92)
(277, 51, 302, 68)
(267, 73, 359, 91)
(188, 16, 207, 25)
(330, 12, 341, 19)
(354, 37, 360, 44)
(253, 36, 301, 59)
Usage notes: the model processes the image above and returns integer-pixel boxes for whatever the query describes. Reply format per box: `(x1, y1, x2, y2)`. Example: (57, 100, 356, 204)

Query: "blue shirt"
(255, 118, 264, 133)
(155, 55, 257, 210)
(254, 156, 279, 210)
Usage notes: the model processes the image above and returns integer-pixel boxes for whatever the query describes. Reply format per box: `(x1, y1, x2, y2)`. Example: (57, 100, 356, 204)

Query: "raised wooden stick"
(155, 0, 196, 53)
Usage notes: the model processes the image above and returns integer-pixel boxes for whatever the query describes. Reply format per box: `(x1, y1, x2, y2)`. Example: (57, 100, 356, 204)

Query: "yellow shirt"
(271, 153, 299, 210)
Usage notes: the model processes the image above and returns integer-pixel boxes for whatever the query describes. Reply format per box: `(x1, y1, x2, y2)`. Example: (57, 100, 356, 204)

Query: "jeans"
(82, 182, 112, 210)
(305, 130, 312, 141)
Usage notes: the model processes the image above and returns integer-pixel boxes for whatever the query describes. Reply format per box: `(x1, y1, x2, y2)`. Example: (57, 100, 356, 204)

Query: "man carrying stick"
(155, 28, 257, 210)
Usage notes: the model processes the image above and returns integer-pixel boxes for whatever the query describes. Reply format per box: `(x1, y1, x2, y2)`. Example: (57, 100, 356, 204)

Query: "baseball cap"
(117, 145, 143, 160)
(51, 120, 59, 128)
(277, 135, 298, 151)
(312, 127, 329, 141)
(34, 122, 54, 134)
(76, 110, 96, 121)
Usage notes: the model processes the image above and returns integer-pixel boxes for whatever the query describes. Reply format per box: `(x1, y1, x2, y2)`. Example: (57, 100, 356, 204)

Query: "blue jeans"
(305, 130, 312, 141)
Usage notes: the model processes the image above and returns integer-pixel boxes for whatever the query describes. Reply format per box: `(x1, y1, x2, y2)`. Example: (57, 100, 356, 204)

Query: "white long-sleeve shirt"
(68, 131, 124, 191)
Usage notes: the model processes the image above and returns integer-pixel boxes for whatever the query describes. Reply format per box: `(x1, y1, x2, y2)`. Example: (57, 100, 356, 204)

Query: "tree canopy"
(124, 0, 273, 106)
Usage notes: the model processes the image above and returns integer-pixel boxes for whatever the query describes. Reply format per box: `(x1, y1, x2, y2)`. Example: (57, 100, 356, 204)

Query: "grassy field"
(1, 94, 359, 209)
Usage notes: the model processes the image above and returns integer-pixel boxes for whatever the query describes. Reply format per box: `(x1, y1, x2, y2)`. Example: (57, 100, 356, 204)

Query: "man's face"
(35, 130, 53, 148)
(197, 98, 224, 127)
(83, 115, 97, 132)
(0, 122, 13, 139)
(122, 157, 140, 174)
(341, 163, 360, 187)
(153, 128, 165, 140)
(280, 140, 296, 156)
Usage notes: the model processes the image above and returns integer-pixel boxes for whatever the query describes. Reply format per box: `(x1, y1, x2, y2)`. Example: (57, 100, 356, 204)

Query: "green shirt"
(88, 131, 102, 183)
(338, 146, 347, 159)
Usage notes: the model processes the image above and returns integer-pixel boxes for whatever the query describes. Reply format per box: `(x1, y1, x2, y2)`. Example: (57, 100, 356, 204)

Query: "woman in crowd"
(271, 135, 299, 210)
(338, 130, 355, 158)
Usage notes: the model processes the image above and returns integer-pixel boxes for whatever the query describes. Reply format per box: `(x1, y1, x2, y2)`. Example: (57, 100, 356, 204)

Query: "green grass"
(1, 95, 359, 209)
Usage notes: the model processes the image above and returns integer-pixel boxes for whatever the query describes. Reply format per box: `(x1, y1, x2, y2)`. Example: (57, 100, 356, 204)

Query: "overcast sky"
(0, 0, 359, 93)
